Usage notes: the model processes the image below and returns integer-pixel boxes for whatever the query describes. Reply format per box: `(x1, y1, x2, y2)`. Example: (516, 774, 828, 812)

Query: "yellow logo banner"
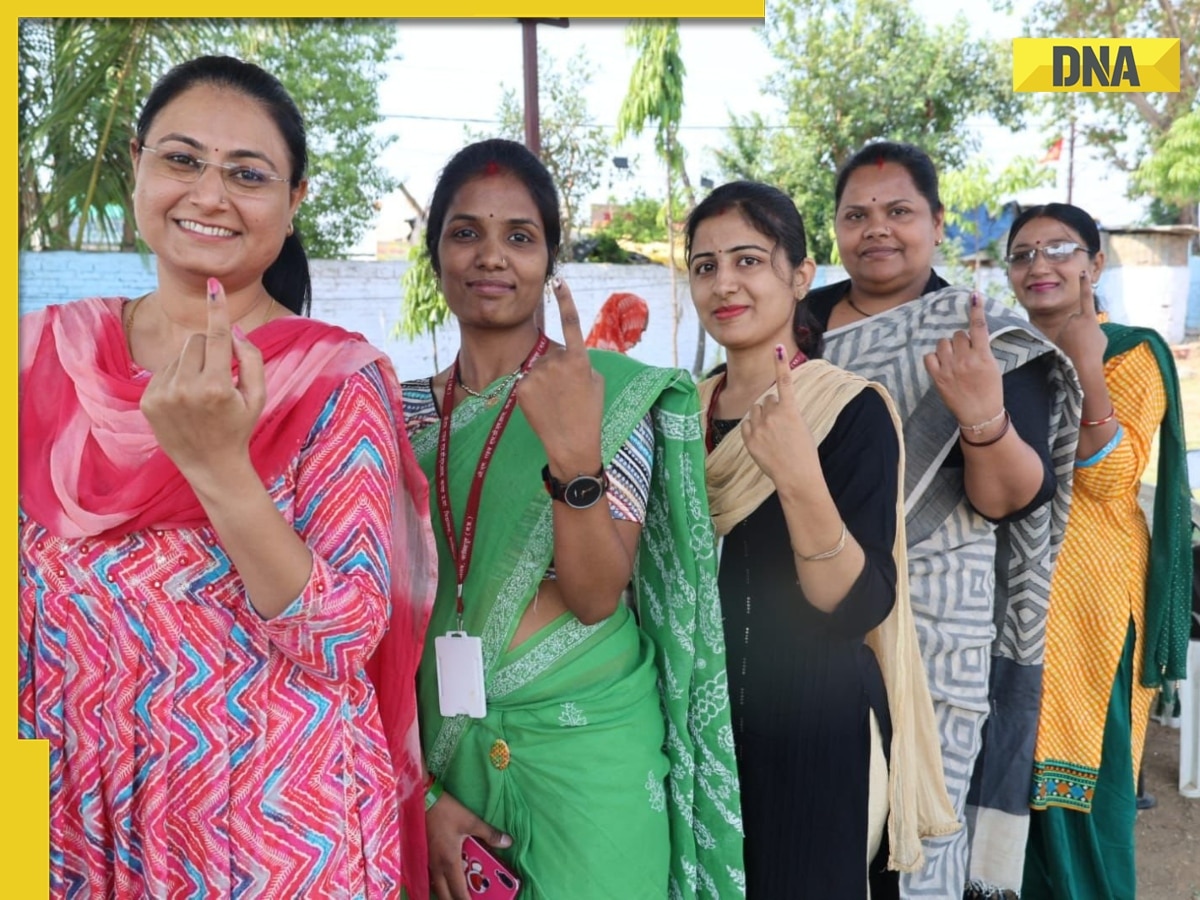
(1013, 38, 1180, 92)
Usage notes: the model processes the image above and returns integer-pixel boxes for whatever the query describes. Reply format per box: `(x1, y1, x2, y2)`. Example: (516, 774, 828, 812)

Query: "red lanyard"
(435, 333, 549, 630)
(704, 349, 808, 453)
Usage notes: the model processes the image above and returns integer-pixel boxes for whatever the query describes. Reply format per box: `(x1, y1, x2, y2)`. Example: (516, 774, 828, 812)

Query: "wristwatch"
(542, 465, 609, 510)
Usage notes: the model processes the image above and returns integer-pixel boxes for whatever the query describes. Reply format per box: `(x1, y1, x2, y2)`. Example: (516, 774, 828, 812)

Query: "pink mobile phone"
(461, 836, 521, 899)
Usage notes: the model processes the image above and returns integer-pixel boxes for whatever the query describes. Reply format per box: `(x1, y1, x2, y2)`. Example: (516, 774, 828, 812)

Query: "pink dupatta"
(19, 297, 437, 898)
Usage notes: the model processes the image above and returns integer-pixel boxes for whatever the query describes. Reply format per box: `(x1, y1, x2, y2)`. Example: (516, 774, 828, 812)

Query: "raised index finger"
(204, 276, 233, 375)
(1078, 271, 1099, 322)
(773, 343, 793, 397)
(968, 291, 990, 347)
(551, 276, 586, 352)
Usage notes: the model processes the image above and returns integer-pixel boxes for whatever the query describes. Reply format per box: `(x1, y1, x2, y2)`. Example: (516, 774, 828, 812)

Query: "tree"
(18, 18, 397, 257)
(475, 47, 609, 251)
(19, 19, 223, 250)
(941, 155, 1055, 244)
(938, 154, 1056, 281)
(617, 19, 707, 373)
(714, 0, 1027, 262)
(235, 21, 398, 259)
(595, 192, 670, 243)
(1015, 0, 1199, 224)
(397, 243, 449, 370)
(1133, 109, 1200, 212)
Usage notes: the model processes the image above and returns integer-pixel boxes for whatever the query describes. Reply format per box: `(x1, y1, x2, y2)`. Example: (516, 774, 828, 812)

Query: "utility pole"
(518, 18, 568, 157)
(1066, 100, 1077, 205)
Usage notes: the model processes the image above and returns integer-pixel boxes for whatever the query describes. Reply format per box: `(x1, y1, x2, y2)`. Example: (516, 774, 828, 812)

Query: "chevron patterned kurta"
(818, 285, 1080, 899)
(20, 364, 409, 899)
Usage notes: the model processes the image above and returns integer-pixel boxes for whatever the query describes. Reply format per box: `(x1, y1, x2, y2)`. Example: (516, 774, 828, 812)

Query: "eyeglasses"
(1005, 240, 1087, 269)
(139, 144, 289, 196)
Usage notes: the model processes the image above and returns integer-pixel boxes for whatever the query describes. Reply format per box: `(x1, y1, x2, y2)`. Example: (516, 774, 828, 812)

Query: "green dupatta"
(1101, 322, 1193, 687)
(409, 350, 745, 899)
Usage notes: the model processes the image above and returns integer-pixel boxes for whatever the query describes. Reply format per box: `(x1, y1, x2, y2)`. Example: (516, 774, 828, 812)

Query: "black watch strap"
(542, 465, 609, 509)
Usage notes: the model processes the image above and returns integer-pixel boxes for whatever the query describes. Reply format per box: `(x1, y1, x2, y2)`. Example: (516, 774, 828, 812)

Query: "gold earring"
(287, 222, 294, 236)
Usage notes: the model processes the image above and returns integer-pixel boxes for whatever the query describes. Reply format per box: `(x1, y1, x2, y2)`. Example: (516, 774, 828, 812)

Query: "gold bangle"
(1080, 407, 1116, 427)
(796, 523, 848, 562)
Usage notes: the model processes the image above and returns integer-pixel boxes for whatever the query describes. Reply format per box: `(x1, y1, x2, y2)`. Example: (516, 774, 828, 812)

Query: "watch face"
(564, 475, 606, 509)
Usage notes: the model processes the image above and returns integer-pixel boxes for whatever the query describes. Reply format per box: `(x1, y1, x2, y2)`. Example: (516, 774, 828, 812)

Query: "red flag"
(1039, 138, 1064, 164)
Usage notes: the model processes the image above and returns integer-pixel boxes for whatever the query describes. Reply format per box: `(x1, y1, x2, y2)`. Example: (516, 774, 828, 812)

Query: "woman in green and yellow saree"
(395, 139, 743, 900)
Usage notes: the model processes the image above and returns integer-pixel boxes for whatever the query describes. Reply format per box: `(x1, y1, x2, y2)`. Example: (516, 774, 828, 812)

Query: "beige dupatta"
(699, 359, 959, 872)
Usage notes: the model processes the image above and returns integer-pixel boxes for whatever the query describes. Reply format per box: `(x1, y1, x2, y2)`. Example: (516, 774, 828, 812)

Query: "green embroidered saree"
(410, 351, 745, 899)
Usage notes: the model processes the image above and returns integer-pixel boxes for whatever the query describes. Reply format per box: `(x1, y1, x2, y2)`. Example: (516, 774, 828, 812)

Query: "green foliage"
(396, 243, 449, 340)
(236, 21, 398, 259)
(1013, 0, 1199, 188)
(617, 19, 705, 373)
(940, 155, 1055, 255)
(714, 0, 1028, 262)
(473, 47, 608, 251)
(19, 19, 223, 250)
(1010, 0, 1199, 224)
(580, 233, 634, 263)
(19, 19, 397, 257)
(617, 20, 689, 187)
(595, 192, 668, 243)
(1133, 110, 1200, 208)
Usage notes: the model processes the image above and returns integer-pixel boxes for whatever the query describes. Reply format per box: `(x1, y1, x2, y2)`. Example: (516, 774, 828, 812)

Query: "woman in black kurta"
(713, 389, 899, 900)
(687, 180, 906, 900)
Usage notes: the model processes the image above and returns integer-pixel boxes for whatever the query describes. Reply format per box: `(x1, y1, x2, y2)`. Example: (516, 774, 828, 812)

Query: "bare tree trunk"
(666, 180, 679, 368)
(674, 130, 705, 375)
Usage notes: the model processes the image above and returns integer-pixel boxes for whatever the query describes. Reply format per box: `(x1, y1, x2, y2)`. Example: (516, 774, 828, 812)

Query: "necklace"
(124, 294, 149, 334)
(844, 294, 874, 318)
(705, 349, 808, 452)
(124, 290, 277, 338)
(455, 364, 524, 408)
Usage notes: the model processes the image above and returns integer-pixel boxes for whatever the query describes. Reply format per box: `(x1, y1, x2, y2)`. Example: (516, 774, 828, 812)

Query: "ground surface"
(1136, 342, 1198, 900)
(1136, 720, 1199, 899)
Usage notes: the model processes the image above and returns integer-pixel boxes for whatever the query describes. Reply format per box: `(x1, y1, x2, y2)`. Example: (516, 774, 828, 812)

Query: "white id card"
(434, 631, 487, 719)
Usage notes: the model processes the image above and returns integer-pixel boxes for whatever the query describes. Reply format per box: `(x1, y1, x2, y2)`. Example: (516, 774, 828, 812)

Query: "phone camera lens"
(496, 871, 515, 889)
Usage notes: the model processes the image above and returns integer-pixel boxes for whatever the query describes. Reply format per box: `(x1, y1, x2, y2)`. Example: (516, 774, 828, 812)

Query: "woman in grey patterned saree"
(802, 142, 1081, 900)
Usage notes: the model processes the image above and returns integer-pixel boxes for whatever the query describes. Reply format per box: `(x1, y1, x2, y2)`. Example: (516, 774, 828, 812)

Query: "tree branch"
(1157, 0, 1197, 96)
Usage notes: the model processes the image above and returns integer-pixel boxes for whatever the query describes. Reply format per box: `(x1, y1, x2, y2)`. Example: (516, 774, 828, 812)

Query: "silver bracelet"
(958, 407, 1007, 436)
(795, 522, 848, 562)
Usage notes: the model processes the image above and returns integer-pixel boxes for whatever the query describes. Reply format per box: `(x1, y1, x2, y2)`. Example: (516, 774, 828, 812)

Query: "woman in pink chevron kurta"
(18, 56, 436, 899)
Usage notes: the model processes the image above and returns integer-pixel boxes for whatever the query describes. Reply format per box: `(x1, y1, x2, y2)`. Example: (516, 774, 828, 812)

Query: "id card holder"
(434, 631, 487, 719)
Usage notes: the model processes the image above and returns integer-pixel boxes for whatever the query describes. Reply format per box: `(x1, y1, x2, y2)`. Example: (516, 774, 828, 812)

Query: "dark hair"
(1006, 203, 1103, 311)
(1005, 203, 1102, 257)
(425, 139, 562, 282)
(136, 55, 311, 316)
(685, 180, 824, 359)
(834, 141, 943, 215)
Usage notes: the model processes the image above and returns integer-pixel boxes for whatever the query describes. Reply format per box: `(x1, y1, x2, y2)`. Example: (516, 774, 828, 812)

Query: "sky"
(352, 5, 1148, 254)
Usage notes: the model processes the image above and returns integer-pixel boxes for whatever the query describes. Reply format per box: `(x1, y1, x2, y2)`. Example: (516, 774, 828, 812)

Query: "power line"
(379, 112, 793, 131)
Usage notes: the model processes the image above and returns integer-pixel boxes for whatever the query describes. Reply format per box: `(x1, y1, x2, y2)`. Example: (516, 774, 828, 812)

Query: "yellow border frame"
(8, 12, 768, 894)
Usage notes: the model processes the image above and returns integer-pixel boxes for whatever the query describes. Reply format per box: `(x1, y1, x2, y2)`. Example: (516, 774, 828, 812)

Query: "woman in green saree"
(398, 139, 743, 900)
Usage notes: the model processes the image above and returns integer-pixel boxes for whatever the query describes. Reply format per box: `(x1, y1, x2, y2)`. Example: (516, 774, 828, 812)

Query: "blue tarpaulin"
(944, 201, 1021, 256)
